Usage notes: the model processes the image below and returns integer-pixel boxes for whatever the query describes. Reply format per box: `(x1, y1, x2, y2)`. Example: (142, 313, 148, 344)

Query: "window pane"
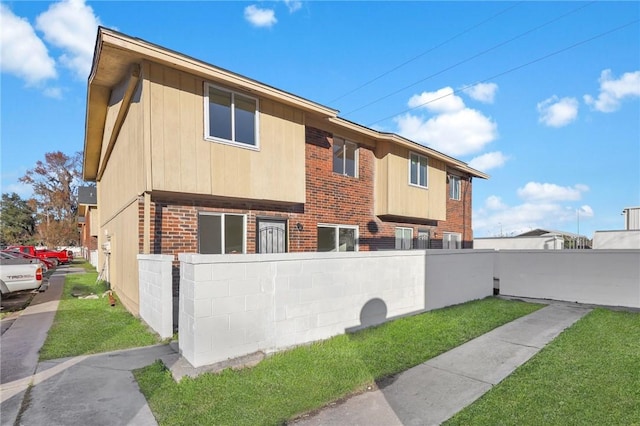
(417, 230, 430, 249)
(395, 228, 403, 250)
(338, 228, 356, 252)
(234, 95, 256, 145)
(333, 139, 344, 174)
(199, 214, 222, 254)
(419, 156, 427, 187)
(318, 227, 336, 252)
(345, 142, 357, 177)
(224, 215, 244, 254)
(209, 87, 232, 140)
(410, 155, 418, 185)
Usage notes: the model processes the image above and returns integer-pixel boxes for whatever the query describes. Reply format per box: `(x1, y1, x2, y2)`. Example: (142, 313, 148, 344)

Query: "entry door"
(257, 219, 287, 253)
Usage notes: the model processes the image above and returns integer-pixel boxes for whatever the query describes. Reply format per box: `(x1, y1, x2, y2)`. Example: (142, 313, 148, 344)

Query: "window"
(443, 232, 462, 249)
(198, 213, 246, 254)
(409, 153, 428, 187)
(395, 227, 413, 250)
(449, 175, 461, 200)
(317, 224, 358, 252)
(333, 138, 358, 177)
(205, 84, 258, 148)
(417, 229, 430, 249)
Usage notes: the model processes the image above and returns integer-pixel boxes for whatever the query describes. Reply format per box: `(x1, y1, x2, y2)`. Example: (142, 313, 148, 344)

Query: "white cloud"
(468, 151, 508, 171)
(463, 82, 498, 104)
(283, 0, 302, 13)
(584, 69, 640, 112)
(35, 0, 100, 80)
(396, 107, 497, 157)
(474, 195, 594, 237)
(43, 87, 63, 99)
(407, 87, 465, 113)
(0, 4, 57, 85)
(516, 182, 588, 202)
(244, 5, 277, 28)
(537, 96, 579, 127)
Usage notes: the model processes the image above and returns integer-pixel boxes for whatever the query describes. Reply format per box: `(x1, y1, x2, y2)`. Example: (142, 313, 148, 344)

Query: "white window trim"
(408, 152, 428, 189)
(198, 212, 247, 254)
(333, 137, 359, 178)
(203, 83, 260, 151)
(317, 223, 359, 252)
(449, 175, 461, 200)
(395, 227, 413, 250)
(443, 232, 462, 250)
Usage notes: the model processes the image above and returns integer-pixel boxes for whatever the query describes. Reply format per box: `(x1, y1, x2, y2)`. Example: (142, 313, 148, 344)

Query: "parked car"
(0, 254, 43, 295)
(2, 250, 55, 272)
(6, 245, 71, 266)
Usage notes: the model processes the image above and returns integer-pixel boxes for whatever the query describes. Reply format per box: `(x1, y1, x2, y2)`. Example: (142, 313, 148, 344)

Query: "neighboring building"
(77, 186, 98, 267)
(82, 27, 487, 314)
(593, 206, 640, 249)
(474, 228, 590, 250)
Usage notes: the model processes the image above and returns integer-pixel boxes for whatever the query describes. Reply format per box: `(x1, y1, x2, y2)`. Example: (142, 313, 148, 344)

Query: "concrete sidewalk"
(0, 268, 173, 426)
(293, 302, 591, 426)
(1, 274, 591, 426)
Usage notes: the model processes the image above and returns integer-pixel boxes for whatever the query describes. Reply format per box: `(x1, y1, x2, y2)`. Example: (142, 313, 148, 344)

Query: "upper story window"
(205, 83, 259, 148)
(449, 175, 461, 200)
(333, 138, 358, 177)
(409, 153, 428, 188)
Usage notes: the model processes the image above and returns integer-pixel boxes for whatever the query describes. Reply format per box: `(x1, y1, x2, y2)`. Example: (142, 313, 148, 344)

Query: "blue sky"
(1, 1, 639, 238)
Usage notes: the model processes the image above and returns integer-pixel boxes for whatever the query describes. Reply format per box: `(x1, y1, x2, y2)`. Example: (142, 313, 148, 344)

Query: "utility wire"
(343, 1, 596, 117)
(328, 2, 523, 104)
(367, 18, 640, 127)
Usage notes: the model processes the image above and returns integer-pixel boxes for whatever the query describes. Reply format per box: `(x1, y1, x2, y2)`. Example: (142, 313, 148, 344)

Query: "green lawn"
(446, 308, 640, 425)
(39, 271, 162, 360)
(135, 297, 542, 425)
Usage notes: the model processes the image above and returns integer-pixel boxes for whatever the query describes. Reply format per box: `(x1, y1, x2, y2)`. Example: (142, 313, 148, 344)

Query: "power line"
(343, 1, 596, 117)
(367, 19, 640, 127)
(327, 2, 524, 104)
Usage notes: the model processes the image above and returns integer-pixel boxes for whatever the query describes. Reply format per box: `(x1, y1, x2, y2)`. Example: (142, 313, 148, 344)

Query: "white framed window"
(204, 83, 259, 149)
(317, 224, 358, 252)
(409, 152, 428, 188)
(443, 232, 462, 249)
(333, 138, 358, 177)
(449, 175, 461, 200)
(198, 213, 246, 254)
(395, 227, 413, 250)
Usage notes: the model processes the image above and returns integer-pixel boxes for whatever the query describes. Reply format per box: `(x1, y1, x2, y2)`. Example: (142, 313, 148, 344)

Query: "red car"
(6, 245, 70, 266)
(2, 250, 55, 272)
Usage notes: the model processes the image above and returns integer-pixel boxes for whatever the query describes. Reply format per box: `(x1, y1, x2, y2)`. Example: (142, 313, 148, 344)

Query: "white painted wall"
(474, 236, 564, 250)
(178, 250, 493, 368)
(138, 254, 174, 339)
(498, 250, 640, 308)
(89, 250, 98, 269)
(592, 230, 640, 249)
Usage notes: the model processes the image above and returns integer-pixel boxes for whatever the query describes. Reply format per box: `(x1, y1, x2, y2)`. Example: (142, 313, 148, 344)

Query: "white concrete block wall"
(137, 254, 174, 339)
(498, 250, 640, 308)
(593, 230, 640, 249)
(425, 250, 494, 310)
(179, 251, 432, 368)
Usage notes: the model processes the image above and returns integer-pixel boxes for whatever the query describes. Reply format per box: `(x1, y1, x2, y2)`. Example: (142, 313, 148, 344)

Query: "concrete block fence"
(178, 250, 494, 368)
(497, 250, 640, 308)
(138, 254, 175, 339)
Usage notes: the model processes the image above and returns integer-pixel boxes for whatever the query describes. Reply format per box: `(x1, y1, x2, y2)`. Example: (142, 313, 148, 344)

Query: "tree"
(0, 192, 37, 246)
(19, 151, 83, 248)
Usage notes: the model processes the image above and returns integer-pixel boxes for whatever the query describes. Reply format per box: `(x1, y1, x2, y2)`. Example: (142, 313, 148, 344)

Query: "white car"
(0, 253, 43, 295)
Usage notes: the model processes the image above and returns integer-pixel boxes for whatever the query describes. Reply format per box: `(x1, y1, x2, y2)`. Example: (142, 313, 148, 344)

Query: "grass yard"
(135, 297, 542, 425)
(39, 271, 162, 360)
(446, 308, 640, 425)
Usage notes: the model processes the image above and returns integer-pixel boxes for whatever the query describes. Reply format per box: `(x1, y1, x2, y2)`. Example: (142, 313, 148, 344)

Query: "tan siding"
(147, 63, 305, 203)
(375, 142, 446, 221)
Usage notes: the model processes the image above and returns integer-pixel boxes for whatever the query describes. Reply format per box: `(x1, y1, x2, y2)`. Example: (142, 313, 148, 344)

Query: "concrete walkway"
(293, 302, 591, 426)
(1, 273, 591, 426)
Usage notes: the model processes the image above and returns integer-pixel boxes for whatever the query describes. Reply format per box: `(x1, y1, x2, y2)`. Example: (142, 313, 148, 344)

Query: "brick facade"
(141, 125, 473, 260)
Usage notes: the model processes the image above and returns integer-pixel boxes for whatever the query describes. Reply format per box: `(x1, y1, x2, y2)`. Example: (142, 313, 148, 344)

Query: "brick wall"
(438, 175, 473, 248)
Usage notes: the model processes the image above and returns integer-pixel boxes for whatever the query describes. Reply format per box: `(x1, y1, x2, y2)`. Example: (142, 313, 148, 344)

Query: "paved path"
(1, 272, 592, 426)
(293, 302, 591, 426)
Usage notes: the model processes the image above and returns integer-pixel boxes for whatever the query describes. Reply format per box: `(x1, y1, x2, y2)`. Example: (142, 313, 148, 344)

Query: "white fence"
(178, 250, 493, 368)
(137, 254, 175, 339)
(497, 250, 640, 308)
(592, 230, 640, 249)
